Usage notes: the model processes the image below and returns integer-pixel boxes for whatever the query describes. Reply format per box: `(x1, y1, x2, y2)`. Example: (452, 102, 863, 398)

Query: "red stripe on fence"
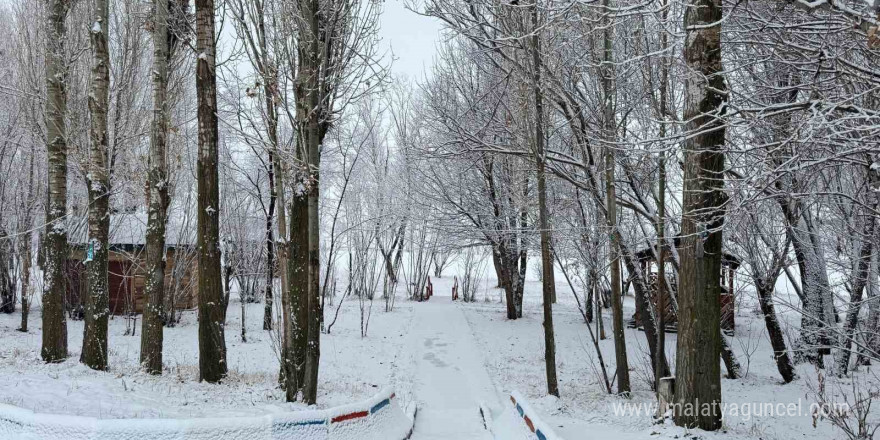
(331, 411, 368, 424)
(524, 415, 535, 433)
(390, 393, 396, 400)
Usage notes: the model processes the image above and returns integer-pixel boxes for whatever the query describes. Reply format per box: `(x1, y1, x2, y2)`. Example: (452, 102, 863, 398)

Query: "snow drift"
(0, 388, 413, 440)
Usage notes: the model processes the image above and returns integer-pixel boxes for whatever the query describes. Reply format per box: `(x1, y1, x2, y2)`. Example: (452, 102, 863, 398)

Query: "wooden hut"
(627, 238, 740, 335)
(65, 211, 197, 316)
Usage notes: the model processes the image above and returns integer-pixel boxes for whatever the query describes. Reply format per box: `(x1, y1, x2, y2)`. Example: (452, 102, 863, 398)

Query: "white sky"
(378, 0, 444, 81)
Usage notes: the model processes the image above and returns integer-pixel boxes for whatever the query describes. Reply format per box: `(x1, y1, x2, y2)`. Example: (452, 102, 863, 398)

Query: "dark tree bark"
(19, 232, 32, 332)
(81, 0, 111, 372)
(18, 148, 37, 332)
(41, 0, 70, 363)
(483, 156, 526, 319)
(720, 334, 742, 379)
(837, 164, 879, 375)
(619, 246, 671, 379)
(295, 0, 337, 402)
(264, 149, 276, 331)
(257, 6, 280, 333)
(196, 0, 227, 383)
(377, 223, 405, 284)
(766, 70, 834, 367)
(655, 0, 670, 394)
(600, 0, 630, 395)
(530, 0, 559, 397)
(858, 251, 879, 366)
(140, 0, 173, 375)
(284, 190, 309, 402)
(674, 0, 728, 429)
(756, 280, 796, 382)
(0, 230, 13, 314)
(606, 157, 631, 396)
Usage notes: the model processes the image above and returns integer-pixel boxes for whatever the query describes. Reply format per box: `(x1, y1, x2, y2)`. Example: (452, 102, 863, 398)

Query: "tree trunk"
(756, 281, 796, 382)
(674, 0, 727, 428)
(858, 248, 879, 366)
(302, 100, 322, 405)
(294, 0, 324, 404)
(606, 154, 631, 395)
(720, 333, 742, 379)
(656, 150, 667, 391)
(655, 0, 669, 394)
(493, 247, 517, 319)
(285, 190, 309, 401)
(19, 231, 32, 332)
(264, 155, 276, 332)
(484, 156, 525, 319)
(241, 296, 247, 342)
(837, 170, 879, 375)
(41, 0, 70, 363)
(600, 0, 630, 395)
(620, 244, 671, 380)
(19, 149, 36, 332)
(140, 0, 172, 375)
(196, 0, 228, 383)
(81, 0, 112, 372)
(276, 148, 292, 383)
(0, 230, 13, 314)
(531, 0, 559, 397)
(263, 69, 280, 331)
(785, 209, 834, 366)
(493, 249, 504, 288)
(585, 285, 594, 323)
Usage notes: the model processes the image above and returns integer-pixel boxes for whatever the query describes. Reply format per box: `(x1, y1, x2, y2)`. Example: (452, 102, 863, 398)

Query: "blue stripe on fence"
(511, 394, 551, 440)
(274, 419, 327, 428)
(370, 398, 391, 414)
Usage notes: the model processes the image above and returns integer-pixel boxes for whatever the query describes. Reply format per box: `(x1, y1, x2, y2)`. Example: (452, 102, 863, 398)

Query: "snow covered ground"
(0, 260, 877, 440)
(453, 271, 878, 440)
(0, 298, 416, 419)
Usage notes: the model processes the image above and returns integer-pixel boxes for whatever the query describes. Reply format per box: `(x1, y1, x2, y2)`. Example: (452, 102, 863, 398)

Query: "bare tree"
(80, 0, 111, 372)
(139, 0, 180, 375)
(195, 0, 227, 383)
(673, 0, 728, 428)
(41, 0, 71, 363)
(529, 0, 559, 398)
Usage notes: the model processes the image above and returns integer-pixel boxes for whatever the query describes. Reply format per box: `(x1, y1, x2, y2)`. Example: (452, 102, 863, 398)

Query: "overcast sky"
(378, 0, 444, 81)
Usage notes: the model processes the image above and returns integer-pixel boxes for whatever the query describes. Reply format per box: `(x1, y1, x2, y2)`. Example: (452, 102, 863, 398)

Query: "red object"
(331, 411, 368, 423)
(524, 415, 535, 432)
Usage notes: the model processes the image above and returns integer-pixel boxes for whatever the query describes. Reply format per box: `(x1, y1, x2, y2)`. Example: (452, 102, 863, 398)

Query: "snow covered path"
(407, 296, 496, 440)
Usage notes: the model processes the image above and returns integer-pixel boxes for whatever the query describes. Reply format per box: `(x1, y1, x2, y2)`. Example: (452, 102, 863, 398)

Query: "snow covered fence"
(0, 388, 413, 440)
(507, 391, 563, 440)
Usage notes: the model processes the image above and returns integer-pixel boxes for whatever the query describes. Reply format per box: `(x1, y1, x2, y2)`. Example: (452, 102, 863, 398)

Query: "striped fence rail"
(0, 388, 413, 440)
(508, 391, 563, 440)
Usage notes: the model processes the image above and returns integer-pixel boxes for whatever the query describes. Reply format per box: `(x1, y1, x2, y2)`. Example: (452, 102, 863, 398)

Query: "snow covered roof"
(68, 209, 195, 248)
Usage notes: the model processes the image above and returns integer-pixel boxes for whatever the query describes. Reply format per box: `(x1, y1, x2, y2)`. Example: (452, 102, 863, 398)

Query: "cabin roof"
(635, 236, 741, 269)
(67, 209, 195, 248)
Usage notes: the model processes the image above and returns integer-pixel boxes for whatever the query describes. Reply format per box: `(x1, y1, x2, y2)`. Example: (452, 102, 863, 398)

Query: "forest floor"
(0, 265, 877, 440)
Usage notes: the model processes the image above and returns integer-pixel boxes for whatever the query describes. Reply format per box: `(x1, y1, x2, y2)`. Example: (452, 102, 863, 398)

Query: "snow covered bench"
(0, 388, 413, 440)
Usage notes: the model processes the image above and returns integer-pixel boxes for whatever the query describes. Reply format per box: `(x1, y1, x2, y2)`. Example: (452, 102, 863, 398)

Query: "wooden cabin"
(65, 212, 197, 316)
(627, 238, 740, 335)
